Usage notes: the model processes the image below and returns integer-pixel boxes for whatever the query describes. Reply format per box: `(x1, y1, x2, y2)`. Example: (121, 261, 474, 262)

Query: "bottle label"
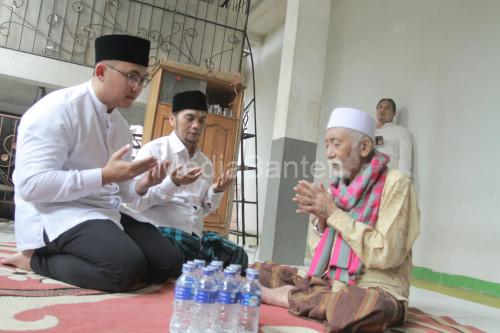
(217, 290, 238, 304)
(195, 290, 217, 304)
(174, 286, 194, 300)
(240, 293, 261, 307)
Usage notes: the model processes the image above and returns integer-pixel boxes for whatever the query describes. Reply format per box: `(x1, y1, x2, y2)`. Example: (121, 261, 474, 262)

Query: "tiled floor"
(409, 286, 500, 332)
(1, 220, 499, 332)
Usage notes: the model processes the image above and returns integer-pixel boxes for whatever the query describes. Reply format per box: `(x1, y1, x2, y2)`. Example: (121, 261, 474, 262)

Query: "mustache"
(328, 158, 343, 167)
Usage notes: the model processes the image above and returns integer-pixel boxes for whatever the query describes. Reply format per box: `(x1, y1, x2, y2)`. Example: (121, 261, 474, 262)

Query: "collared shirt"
(121, 132, 223, 237)
(14, 81, 138, 250)
(308, 169, 420, 304)
(375, 123, 413, 177)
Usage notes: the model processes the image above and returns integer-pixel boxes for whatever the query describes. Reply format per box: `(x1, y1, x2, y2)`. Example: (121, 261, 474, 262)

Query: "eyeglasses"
(106, 64, 150, 88)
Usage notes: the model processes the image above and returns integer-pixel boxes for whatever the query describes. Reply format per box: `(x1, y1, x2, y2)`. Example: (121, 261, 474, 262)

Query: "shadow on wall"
(396, 107, 419, 194)
(397, 107, 409, 128)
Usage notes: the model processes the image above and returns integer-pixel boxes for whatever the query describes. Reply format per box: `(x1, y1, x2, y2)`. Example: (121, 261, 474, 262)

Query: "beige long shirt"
(310, 169, 420, 303)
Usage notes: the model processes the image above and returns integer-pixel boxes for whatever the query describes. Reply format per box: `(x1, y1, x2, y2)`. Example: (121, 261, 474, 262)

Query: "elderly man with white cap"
(257, 107, 420, 332)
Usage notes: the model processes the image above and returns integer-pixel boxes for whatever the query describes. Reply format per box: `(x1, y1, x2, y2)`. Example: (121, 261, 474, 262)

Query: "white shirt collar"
(86, 81, 117, 118)
(169, 131, 200, 158)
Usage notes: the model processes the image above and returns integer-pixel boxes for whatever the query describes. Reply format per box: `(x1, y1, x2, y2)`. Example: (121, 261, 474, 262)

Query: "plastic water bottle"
(194, 259, 206, 267)
(169, 263, 197, 333)
(229, 263, 242, 272)
(227, 265, 242, 302)
(239, 268, 261, 333)
(188, 267, 218, 333)
(209, 261, 224, 283)
(210, 259, 224, 269)
(215, 269, 240, 333)
(229, 264, 243, 282)
(193, 259, 206, 278)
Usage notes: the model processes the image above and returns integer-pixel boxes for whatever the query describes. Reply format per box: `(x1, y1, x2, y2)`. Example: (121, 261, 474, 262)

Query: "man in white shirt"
(1, 34, 183, 292)
(374, 98, 413, 178)
(121, 90, 248, 269)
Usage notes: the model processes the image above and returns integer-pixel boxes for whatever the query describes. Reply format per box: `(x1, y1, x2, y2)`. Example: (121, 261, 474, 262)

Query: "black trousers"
(30, 215, 183, 292)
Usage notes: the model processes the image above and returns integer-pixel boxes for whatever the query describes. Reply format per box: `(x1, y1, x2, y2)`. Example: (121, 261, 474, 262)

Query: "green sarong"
(158, 226, 248, 271)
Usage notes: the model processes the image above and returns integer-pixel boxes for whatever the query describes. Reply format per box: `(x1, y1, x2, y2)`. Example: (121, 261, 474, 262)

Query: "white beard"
(328, 150, 362, 182)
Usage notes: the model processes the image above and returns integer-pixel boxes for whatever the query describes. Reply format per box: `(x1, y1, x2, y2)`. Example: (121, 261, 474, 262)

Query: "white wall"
(0, 48, 149, 123)
(316, 0, 500, 283)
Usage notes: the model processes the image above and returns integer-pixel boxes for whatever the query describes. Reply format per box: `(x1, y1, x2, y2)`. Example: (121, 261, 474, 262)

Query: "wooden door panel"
(200, 114, 236, 229)
(153, 104, 174, 138)
(202, 116, 235, 173)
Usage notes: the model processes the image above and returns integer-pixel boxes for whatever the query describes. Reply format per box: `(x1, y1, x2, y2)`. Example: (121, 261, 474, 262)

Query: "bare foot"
(261, 285, 294, 308)
(1, 250, 33, 271)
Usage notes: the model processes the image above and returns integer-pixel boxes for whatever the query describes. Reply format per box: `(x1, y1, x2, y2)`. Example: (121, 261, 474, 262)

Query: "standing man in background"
(374, 98, 413, 178)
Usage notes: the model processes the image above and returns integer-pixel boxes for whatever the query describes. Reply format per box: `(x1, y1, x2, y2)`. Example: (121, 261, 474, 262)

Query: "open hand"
(135, 160, 171, 195)
(212, 169, 235, 193)
(292, 180, 337, 220)
(102, 145, 157, 185)
(170, 165, 203, 186)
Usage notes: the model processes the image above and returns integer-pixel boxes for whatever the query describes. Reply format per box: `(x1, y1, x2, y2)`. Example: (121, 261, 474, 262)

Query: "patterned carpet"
(0, 242, 485, 333)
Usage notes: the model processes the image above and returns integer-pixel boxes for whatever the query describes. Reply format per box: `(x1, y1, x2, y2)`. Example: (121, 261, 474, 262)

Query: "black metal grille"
(0, 0, 250, 72)
(0, 112, 19, 220)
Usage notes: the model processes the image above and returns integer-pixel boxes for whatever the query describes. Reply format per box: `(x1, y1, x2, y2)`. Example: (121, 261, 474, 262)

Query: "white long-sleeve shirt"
(121, 132, 223, 237)
(374, 123, 413, 178)
(14, 81, 139, 250)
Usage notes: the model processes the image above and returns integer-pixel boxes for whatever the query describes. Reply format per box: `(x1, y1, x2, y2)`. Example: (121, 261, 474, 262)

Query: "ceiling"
(247, 0, 287, 42)
(0, 0, 287, 119)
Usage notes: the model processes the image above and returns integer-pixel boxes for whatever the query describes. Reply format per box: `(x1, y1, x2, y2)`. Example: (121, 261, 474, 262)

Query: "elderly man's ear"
(360, 137, 374, 158)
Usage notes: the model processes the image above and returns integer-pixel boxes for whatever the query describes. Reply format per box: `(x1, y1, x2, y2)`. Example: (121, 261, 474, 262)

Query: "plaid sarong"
(255, 262, 404, 333)
(159, 226, 248, 270)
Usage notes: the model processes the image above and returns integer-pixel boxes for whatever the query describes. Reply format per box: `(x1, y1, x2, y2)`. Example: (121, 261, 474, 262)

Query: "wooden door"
(153, 104, 173, 138)
(200, 114, 237, 235)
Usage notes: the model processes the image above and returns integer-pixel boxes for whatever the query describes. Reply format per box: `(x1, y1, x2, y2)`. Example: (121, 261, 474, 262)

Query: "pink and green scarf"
(307, 151, 389, 285)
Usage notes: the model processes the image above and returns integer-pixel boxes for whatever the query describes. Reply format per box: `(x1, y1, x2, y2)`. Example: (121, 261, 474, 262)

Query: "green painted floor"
(411, 278, 500, 309)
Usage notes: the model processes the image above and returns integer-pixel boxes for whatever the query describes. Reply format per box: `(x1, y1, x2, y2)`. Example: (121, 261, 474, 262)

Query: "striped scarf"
(308, 151, 389, 285)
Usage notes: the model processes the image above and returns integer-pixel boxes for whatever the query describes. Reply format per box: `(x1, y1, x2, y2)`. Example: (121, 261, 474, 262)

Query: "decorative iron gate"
(0, 112, 19, 220)
(0, 0, 250, 73)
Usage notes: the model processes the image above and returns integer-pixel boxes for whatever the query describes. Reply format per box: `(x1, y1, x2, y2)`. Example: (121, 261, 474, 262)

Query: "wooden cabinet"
(143, 59, 244, 236)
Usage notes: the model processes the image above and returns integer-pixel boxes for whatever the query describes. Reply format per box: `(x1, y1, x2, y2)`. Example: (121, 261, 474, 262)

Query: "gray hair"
(346, 129, 372, 149)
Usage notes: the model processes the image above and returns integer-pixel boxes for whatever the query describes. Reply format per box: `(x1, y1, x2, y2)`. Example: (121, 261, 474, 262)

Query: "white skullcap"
(326, 107, 375, 140)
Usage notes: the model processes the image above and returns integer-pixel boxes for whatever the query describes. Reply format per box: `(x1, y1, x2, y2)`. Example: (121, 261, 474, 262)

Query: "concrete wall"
(252, 25, 284, 234)
(315, 0, 500, 283)
(0, 48, 149, 123)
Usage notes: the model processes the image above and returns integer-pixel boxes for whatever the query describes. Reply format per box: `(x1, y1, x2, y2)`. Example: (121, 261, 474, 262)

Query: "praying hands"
(292, 180, 337, 220)
(170, 165, 203, 186)
(212, 169, 235, 193)
(135, 160, 171, 195)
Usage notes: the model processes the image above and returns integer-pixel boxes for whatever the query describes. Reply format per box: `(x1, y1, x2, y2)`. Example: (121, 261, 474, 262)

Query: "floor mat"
(0, 242, 485, 333)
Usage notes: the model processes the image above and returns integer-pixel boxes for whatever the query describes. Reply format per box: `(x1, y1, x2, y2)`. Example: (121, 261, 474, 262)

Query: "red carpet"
(0, 243, 485, 333)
